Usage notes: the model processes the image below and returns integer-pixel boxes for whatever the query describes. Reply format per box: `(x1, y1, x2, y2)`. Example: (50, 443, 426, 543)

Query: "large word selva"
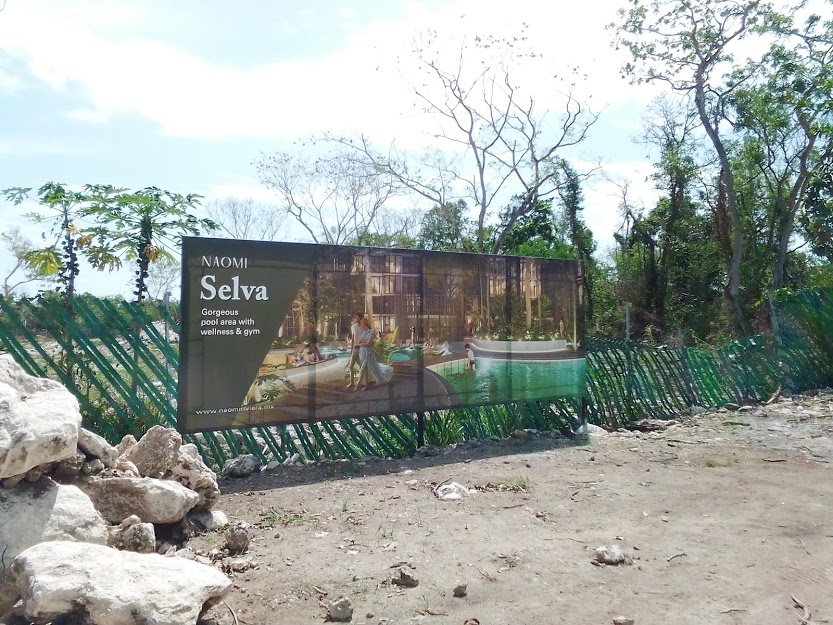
(200, 275, 269, 301)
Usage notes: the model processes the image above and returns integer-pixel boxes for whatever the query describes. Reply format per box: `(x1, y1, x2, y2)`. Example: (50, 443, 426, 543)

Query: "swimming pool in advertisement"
(433, 357, 586, 404)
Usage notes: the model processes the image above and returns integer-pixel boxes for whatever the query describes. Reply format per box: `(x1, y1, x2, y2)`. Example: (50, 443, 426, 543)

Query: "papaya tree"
(85, 186, 217, 305)
(1, 183, 113, 296)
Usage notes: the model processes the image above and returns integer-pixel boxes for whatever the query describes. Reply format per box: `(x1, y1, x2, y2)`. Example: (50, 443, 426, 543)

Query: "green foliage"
(417, 201, 474, 252)
(85, 186, 217, 304)
(423, 411, 464, 447)
(2, 183, 100, 297)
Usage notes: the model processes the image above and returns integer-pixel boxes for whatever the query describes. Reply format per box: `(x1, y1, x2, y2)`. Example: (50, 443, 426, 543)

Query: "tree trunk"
(694, 76, 750, 335)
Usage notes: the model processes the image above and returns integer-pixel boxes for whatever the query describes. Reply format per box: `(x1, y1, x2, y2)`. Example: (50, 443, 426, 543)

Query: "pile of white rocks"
(0, 354, 231, 625)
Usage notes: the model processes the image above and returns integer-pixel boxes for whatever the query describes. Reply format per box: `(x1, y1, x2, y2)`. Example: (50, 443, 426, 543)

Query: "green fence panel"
(2, 289, 833, 469)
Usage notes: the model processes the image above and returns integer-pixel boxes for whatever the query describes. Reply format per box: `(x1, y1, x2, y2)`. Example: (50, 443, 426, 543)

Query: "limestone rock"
(80, 476, 199, 524)
(115, 434, 137, 456)
(190, 508, 229, 531)
(594, 545, 631, 565)
(225, 521, 250, 554)
(24, 463, 52, 482)
(121, 425, 181, 478)
(328, 596, 353, 622)
(391, 566, 419, 587)
(77, 427, 119, 468)
(7, 541, 231, 625)
(167, 443, 220, 509)
(0, 355, 81, 479)
(114, 456, 141, 477)
(107, 515, 156, 553)
(0, 481, 108, 561)
(54, 451, 86, 477)
(221, 454, 262, 478)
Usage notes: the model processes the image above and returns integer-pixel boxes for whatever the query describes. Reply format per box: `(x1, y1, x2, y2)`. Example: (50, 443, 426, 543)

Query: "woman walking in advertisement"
(355, 316, 393, 391)
(345, 312, 363, 389)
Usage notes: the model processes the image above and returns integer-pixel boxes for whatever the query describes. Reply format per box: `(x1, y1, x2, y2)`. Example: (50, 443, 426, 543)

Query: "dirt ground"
(193, 391, 833, 625)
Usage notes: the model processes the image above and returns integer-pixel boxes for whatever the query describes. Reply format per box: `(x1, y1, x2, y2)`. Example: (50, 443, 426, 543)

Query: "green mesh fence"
(1, 290, 831, 469)
(586, 289, 833, 427)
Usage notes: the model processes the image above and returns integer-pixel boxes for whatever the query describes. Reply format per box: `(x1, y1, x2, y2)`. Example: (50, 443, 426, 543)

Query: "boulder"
(80, 476, 199, 524)
(166, 443, 220, 509)
(221, 454, 262, 478)
(6, 541, 231, 625)
(0, 480, 108, 561)
(0, 355, 81, 479)
(224, 521, 250, 554)
(107, 515, 155, 553)
(121, 425, 181, 478)
(77, 427, 119, 468)
(190, 509, 229, 531)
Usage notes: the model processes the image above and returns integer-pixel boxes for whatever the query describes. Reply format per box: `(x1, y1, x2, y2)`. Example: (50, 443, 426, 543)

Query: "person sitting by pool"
(465, 343, 476, 370)
(307, 334, 322, 362)
(426, 341, 451, 356)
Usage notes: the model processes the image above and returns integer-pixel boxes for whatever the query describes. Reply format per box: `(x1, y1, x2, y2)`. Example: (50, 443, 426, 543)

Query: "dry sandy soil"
(193, 391, 833, 625)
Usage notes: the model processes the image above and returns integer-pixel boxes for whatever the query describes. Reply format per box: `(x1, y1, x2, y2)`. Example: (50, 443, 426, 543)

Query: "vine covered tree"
(612, 0, 782, 333)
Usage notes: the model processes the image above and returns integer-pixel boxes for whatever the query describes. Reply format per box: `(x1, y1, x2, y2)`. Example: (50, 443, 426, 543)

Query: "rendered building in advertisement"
(178, 237, 586, 433)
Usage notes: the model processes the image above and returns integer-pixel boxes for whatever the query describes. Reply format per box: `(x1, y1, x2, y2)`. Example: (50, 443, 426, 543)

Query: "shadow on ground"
(218, 430, 589, 494)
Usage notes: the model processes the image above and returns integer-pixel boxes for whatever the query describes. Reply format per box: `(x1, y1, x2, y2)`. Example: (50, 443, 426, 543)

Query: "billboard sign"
(178, 237, 586, 433)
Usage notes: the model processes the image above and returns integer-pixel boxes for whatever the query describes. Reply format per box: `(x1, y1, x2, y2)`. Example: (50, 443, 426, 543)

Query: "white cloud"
(65, 108, 109, 124)
(0, 0, 654, 145)
(0, 137, 88, 156)
(0, 0, 670, 276)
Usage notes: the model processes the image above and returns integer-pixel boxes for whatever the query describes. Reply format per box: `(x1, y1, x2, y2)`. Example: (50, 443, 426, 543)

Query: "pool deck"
(232, 351, 463, 428)
(229, 343, 584, 429)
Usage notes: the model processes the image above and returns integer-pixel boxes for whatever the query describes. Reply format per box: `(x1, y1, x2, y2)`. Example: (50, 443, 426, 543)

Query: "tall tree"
(330, 26, 599, 253)
(554, 161, 599, 322)
(144, 255, 181, 302)
(256, 147, 399, 245)
(730, 8, 833, 301)
(353, 207, 422, 249)
(612, 0, 786, 334)
(205, 197, 287, 241)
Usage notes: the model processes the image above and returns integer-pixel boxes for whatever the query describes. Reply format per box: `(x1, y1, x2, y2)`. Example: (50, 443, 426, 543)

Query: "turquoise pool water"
(438, 358, 586, 403)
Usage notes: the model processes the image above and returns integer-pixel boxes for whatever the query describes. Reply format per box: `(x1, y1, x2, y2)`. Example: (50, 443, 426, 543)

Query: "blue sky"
(0, 0, 661, 297)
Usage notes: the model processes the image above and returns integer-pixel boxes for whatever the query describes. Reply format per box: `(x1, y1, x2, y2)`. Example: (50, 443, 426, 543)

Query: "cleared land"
(193, 391, 833, 625)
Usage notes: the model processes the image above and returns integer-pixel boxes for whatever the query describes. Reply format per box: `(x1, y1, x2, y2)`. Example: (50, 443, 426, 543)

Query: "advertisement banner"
(178, 237, 586, 433)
